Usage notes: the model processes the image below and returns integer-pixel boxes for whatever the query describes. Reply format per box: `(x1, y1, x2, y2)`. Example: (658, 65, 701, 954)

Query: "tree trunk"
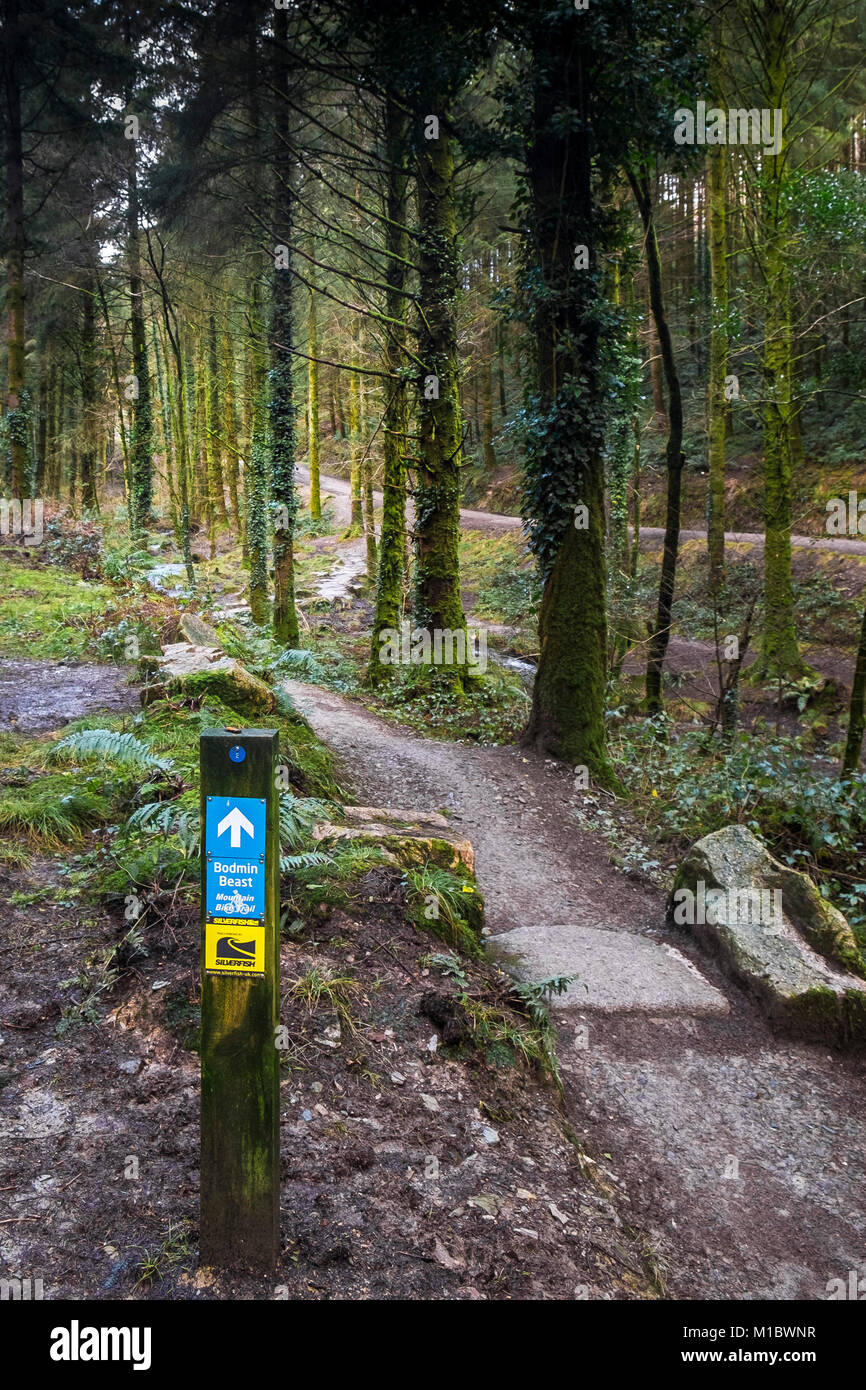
(347, 317, 364, 535)
(127, 129, 153, 536)
(3, 0, 30, 496)
(707, 138, 727, 592)
(369, 97, 409, 682)
(843, 598, 866, 776)
(245, 17, 269, 625)
(754, 0, 810, 682)
(307, 277, 321, 519)
(270, 3, 300, 647)
(79, 267, 99, 513)
(629, 169, 684, 717)
(413, 117, 467, 680)
(480, 256, 497, 474)
(221, 331, 242, 531)
(520, 23, 614, 782)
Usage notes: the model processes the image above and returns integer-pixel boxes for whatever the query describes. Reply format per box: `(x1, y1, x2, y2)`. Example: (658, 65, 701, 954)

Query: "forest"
(2, 0, 866, 1319)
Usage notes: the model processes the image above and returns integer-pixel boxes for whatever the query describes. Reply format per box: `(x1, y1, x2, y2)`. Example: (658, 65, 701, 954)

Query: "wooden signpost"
(199, 727, 280, 1270)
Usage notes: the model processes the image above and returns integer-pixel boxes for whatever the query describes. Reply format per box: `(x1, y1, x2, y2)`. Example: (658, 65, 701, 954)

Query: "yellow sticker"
(205, 922, 265, 976)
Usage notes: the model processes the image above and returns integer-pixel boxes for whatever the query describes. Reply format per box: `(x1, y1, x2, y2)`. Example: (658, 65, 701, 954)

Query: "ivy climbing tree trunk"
(480, 251, 497, 475)
(414, 114, 467, 682)
(520, 17, 614, 784)
(207, 313, 228, 525)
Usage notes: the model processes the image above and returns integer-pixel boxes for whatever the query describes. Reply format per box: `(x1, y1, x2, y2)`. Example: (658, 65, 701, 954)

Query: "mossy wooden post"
(199, 727, 279, 1270)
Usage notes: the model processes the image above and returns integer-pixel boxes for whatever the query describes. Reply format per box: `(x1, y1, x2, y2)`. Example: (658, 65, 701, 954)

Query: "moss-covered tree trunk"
(360, 371, 376, 576)
(753, 0, 810, 682)
(347, 316, 364, 536)
(706, 138, 727, 593)
(270, 3, 300, 648)
(207, 312, 228, 526)
(204, 317, 219, 558)
(369, 98, 409, 682)
(414, 116, 467, 681)
(221, 331, 242, 532)
(629, 169, 684, 717)
(306, 275, 321, 520)
(520, 24, 613, 781)
(480, 253, 497, 475)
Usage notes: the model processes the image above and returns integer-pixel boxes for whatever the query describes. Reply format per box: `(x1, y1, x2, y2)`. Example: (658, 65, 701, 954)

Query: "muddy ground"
(0, 844, 654, 1301)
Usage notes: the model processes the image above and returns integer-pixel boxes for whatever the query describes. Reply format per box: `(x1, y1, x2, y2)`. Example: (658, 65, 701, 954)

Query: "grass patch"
(405, 863, 484, 956)
(0, 775, 114, 845)
(0, 560, 114, 659)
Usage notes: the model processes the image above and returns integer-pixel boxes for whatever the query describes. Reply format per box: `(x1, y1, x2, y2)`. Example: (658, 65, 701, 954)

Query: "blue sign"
(205, 795, 267, 922)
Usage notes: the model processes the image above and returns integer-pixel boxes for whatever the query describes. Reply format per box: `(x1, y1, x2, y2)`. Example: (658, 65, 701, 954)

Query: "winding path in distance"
(295, 464, 866, 554)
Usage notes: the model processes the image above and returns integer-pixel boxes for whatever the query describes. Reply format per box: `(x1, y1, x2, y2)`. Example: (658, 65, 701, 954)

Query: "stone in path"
(672, 826, 866, 1043)
(490, 922, 729, 1017)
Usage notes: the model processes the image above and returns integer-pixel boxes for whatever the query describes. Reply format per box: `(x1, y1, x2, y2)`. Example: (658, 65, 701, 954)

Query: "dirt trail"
(296, 465, 866, 554)
(285, 676, 866, 1301)
(0, 658, 139, 733)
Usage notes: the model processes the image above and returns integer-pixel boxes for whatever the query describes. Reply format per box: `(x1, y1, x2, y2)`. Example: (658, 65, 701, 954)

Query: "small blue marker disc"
(229, 745, 246, 763)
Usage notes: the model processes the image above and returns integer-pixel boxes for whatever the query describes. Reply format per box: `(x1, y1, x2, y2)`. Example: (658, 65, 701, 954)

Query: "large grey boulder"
(669, 825, 866, 1043)
(144, 642, 276, 718)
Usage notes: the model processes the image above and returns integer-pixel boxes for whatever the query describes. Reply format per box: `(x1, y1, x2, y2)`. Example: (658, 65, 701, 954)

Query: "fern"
(126, 799, 200, 857)
(278, 791, 334, 851)
(280, 849, 331, 874)
(49, 730, 174, 776)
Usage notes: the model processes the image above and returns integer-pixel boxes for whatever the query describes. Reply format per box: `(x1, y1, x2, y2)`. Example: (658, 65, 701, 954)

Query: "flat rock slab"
(313, 804, 474, 873)
(489, 923, 729, 1017)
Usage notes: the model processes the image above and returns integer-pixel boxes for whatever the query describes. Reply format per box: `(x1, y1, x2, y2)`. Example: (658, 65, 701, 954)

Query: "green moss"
(168, 663, 275, 719)
(0, 560, 113, 659)
(784, 984, 866, 1044)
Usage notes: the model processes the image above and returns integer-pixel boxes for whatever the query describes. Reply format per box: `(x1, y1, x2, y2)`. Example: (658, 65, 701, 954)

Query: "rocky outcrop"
(312, 805, 475, 874)
(144, 641, 276, 719)
(669, 825, 866, 1044)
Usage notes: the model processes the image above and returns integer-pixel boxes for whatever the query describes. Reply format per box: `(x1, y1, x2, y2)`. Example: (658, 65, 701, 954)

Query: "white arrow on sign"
(217, 805, 255, 849)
